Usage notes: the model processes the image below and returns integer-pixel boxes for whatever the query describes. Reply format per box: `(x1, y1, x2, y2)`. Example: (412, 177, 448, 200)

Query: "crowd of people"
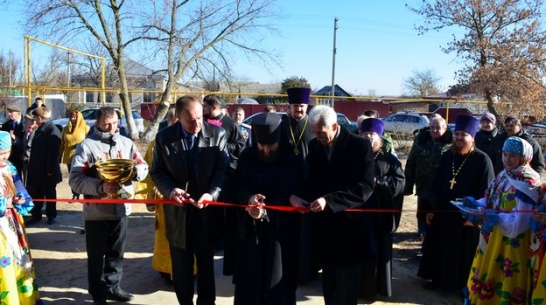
(6, 92, 546, 305)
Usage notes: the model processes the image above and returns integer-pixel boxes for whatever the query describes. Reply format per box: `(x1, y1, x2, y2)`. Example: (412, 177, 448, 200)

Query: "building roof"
(314, 84, 352, 97)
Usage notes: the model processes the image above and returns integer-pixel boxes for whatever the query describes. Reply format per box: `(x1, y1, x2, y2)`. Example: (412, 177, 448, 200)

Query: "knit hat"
(455, 115, 480, 137)
(360, 118, 385, 136)
(480, 112, 496, 125)
(0, 131, 11, 151)
(503, 136, 533, 161)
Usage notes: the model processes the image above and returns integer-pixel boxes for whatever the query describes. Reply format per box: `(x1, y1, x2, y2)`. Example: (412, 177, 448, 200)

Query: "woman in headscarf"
(358, 118, 405, 302)
(0, 130, 42, 304)
(464, 136, 540, 304)
(60, 110, 89, 200)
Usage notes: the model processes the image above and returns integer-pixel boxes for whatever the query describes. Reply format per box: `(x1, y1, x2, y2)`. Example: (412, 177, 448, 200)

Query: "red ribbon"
(31, 198, 542, 214)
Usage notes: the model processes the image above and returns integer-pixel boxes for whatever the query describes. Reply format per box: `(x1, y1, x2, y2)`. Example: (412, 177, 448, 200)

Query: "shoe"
(93, 300, 107, 305)
(25, 217, 42, 226)
(107, 288, 134, 302)
(47, 218, 57, 225)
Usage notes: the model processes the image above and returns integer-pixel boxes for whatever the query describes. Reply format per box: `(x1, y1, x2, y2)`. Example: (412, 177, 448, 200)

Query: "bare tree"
(403, 69, 441, 97)
(408, 0, 546, 119)
(139, 0, 281, 142)
(0, 50, 22, 88)
(24, 0, 148, 139)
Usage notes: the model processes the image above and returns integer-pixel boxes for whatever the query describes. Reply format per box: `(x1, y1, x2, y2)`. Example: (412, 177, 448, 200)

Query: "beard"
(452, 140, 474, 155)
(257, 148, 279, 163)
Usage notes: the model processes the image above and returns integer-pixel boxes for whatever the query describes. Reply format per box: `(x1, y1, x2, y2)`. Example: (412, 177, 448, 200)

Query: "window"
(86, 92, 94, 103)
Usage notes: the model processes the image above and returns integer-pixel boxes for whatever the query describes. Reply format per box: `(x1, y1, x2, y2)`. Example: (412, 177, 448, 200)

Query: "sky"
(0, 0, 464, 96)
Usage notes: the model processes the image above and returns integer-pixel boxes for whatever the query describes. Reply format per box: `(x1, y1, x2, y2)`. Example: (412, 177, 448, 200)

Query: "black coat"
(305, 127, 375, 267)
(150, 121, 230, 249)
(232, 146, 302, 304)
(26, 120, 62, 187)
(1, 118, 25, 172)
(360, 151, 405, 299)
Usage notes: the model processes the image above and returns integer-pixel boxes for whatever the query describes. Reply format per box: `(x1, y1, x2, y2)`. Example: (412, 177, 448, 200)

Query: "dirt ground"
(25, 153, 462, 305)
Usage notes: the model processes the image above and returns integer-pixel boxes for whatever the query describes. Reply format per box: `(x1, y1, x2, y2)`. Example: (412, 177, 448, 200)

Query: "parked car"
(52, 108, 144, 134)
(0, 113, 7, 125)
(382, 112, 430, 136)
(243, 112, 358, 134)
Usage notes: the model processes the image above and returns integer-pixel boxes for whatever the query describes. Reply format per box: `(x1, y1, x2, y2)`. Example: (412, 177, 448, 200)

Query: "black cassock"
(280, 114, 318, 284)
(418, 149, 494, 291)
(359, 150, 405, 301)
(232, 147, 301, 305)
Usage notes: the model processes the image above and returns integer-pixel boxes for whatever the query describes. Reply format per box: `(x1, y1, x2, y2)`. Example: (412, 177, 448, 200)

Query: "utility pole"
(330, 17, 338, 108)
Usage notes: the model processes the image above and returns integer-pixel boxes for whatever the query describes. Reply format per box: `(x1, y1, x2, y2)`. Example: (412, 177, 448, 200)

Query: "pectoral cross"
(449, 178, 457, 190)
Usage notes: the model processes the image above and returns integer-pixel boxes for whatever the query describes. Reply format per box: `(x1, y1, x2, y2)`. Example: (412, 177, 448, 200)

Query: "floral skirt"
(0, 210, 41, 305)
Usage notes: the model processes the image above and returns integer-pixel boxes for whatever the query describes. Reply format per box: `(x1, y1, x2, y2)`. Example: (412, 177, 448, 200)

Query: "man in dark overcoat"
(290, 105, 375, 305)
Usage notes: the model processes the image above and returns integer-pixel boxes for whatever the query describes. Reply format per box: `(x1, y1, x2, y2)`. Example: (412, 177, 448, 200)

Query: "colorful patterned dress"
(0, 162, 42, 304)
(531, 192, 546, 304)
(464, 166, 540, 305)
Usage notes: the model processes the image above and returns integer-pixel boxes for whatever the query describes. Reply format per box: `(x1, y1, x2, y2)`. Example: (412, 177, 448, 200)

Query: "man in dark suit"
(2, 104, 25, 176)
(25, 107, 62, 225)
(150, 95, 229, 305)
(290, 105, 375, 305)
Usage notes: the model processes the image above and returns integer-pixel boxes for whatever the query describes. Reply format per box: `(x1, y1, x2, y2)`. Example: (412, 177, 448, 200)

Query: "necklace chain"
(288, 116, 308, 155)
(449, 149, 473, 190)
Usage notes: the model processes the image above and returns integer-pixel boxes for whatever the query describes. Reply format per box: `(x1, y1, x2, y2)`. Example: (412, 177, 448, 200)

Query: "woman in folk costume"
(358, 118, 405, 302)
(60, 110, 89, 200)
(463, 136, 540, 304)
(0, 130, 42, 304)
(135, 109, 177, 283)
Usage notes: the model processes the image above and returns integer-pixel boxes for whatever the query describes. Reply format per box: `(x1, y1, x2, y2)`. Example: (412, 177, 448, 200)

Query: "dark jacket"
(1, 118, 25, 172)
(474, 128, 497, 161)
(490, 129, 544, 174)
(404, 128, 452, 195)
(216, 113, 246, 171)
(150, 121, 229, 249)
(305, 127, 375, 267)
(26, 120, 62, 187)
(26, 103, 46, 115)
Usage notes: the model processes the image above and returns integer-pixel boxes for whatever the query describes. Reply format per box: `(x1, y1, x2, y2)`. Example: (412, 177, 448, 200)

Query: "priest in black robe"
(358, 118, 405, 302)
(280, 87, 317, 284)
(418, 114, 494, 294)
(233, 112, 301, 305)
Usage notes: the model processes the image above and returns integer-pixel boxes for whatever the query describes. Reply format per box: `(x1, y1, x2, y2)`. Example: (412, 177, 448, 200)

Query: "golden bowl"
(95, 159, 135, 184)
